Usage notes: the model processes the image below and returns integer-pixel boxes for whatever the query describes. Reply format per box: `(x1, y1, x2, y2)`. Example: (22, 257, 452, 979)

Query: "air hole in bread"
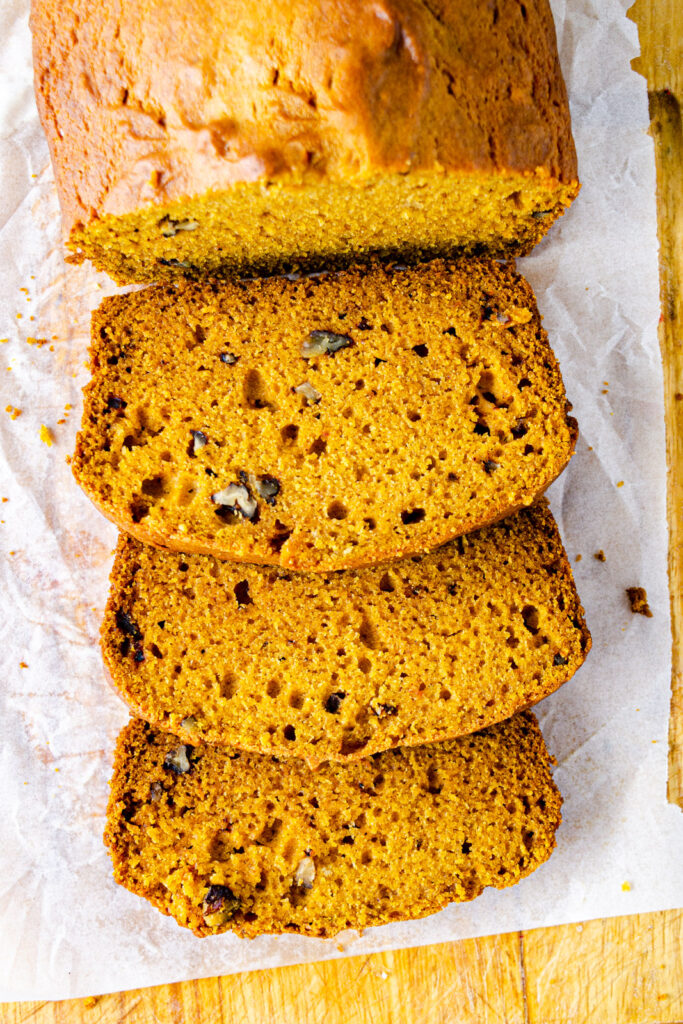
(522, 605, 540, 634)
(220, 673, 237, 699)
(359, 615, 380, 650)
(401, 508, 425, 525)
(141, 475, 167, 497)
(379, 572, 396, 593)
(243, 368, 272, 409)
(426, 766, 443, 794)
(234, 580, 252, 606)
(281, 424, 299, 443)
(327, 500, 348, 520)
(309, 437, 327, 456)
(130, 500, 150, 523)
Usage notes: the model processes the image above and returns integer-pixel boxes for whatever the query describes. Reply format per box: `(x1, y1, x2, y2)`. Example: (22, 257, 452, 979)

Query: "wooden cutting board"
(6, 1, 682, 1020)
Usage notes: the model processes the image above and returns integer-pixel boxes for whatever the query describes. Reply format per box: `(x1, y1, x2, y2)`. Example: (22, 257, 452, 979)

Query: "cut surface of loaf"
(73, 259, 577, 571)
(103, 503, 590, 766)
(31, 0, 578, 283)
(105, 713, 562, 938)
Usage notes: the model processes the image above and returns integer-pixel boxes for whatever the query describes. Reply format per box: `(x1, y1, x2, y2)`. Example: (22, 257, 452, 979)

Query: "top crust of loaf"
(31, 0, 578, 239)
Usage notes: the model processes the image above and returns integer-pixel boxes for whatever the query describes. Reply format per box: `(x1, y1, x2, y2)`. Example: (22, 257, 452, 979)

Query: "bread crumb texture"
(626, 587, 652, 618)
(105, 712, 562, 937)
(31, 0, 578, 282)
(73, 259, 577, 571)
(103, 502, 590, 765)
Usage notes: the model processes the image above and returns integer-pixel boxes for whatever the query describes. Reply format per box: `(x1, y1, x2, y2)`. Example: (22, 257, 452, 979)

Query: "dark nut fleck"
(511, 420, 528, 439)
(202, 884, 240, 926)
(301, 330, 353, 358)
(164, 744, 192, 774)
(252, 475, 280, 506)
(370, 702, 398, 718)
(115, 610, 141, 640)
(189, 429, 208, 454)
(532, 209, 553, 220)
(211, 482, 258, 520)
(106, 395, 127, 411)
(219, 351, 239, 365)
(160, 216, 199, 237)
(325, 691, 346, 714)
(159, 258, 191, 268)
(149, 782, 163, 802)
(294, 381, 322, 404)
(553, 653, 569, 666)
(294, 856, 316, 889)
(483, 460, 500, 474)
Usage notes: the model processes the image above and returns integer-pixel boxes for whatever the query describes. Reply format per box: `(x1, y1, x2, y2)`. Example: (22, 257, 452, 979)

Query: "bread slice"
(73, 259, 577, 571)
(105, 712, 562, 938)
(32, 0, 578, 284)
(103, 502, 590, 767)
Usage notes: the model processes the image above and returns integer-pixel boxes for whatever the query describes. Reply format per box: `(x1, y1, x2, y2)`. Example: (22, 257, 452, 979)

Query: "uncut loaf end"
(103, 502, 590, 766)
(105, 712, 562, 938)
(73, 258, 577, 572)
(32, 0, 578, 283)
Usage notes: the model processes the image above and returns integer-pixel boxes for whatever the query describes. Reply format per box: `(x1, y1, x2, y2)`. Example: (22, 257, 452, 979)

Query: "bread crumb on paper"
(594, 550, 606, 562)
(39, 424, 53, 447)
(621, 881, 632, 892)
(626, 587, 652, 618)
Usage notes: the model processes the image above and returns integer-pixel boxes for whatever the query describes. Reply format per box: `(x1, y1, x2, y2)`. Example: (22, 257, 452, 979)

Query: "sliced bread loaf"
(32, 0, 578, 284)
(73, 258, 577, 571)
(103, 502, 590, 766)
(105, 712, 562, 937)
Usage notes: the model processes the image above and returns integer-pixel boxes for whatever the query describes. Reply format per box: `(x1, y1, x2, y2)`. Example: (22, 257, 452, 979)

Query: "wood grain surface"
(631, 0, 683, 811)
(5, 1, 682, 1021)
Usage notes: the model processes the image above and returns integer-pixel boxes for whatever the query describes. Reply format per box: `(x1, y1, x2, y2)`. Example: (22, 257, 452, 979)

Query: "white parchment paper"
(1, 0, 682, 1002)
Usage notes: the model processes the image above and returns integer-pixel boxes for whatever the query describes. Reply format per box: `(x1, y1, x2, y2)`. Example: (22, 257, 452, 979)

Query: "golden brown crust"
(72, 258, 578, 571)
(32, 0, 577, 230)
(102, 501, 590, 766)
(104, 713, 562, 937)
(31, 0, 578, 280)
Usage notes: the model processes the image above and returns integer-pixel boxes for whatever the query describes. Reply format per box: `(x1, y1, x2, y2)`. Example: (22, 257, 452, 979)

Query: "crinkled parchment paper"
(1, 0, 682, 1002)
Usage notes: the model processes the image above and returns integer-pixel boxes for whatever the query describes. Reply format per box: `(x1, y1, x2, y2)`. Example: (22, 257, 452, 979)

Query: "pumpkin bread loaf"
(31, 0, 578, 285)
(103, 502, 590, 767)
(105, 712, 562, 937)
(73, 259, 577, 571)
